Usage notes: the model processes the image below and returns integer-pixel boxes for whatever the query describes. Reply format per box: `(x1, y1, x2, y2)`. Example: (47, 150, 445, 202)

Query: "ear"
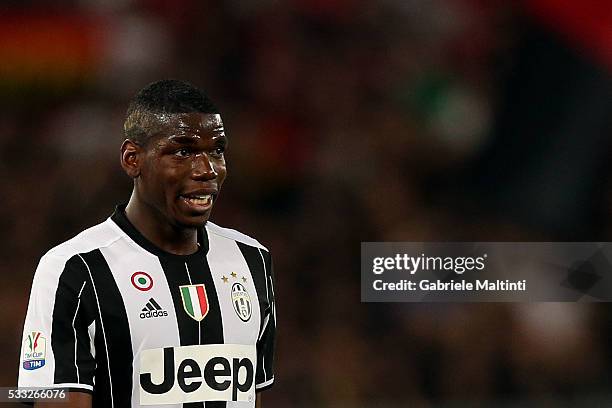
(120, 139, 142, 178)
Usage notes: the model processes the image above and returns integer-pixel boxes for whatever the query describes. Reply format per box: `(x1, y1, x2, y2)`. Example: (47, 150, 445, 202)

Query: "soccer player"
(18, 80, 276, 407)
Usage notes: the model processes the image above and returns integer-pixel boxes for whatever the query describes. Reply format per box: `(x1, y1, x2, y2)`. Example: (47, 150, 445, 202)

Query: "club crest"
(180, 284, 209, 321)
(231, 282, 252, 322)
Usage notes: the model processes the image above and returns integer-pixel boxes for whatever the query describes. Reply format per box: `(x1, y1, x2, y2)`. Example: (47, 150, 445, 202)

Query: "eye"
(174, 148, 190, 157)
(211, 145, 225, 158)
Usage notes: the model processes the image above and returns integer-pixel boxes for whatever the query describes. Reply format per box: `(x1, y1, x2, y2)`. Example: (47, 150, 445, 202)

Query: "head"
(121, 79, 227, 229)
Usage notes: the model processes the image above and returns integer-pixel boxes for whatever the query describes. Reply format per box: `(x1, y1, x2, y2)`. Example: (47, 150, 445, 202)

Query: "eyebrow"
(174, 124, 225, 133)
(166, 134, 227, 145)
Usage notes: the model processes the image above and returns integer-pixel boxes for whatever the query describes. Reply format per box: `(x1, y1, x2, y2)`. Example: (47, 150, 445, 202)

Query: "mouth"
(179, 192, 216, 212)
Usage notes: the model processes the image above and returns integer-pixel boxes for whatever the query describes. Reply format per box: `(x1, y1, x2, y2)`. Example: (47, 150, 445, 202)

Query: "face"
(127, 112, 227, 229)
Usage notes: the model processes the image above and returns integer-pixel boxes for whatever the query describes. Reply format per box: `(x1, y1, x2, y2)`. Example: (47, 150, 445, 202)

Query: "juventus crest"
(231, 283, 252, 322)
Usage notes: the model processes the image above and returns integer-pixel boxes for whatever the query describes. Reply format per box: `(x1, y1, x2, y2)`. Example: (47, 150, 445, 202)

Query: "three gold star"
(222, 272, 247, 284)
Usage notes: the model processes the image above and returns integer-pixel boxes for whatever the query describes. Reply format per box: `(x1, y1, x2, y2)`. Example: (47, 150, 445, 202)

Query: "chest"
(98, 240, 262, 352)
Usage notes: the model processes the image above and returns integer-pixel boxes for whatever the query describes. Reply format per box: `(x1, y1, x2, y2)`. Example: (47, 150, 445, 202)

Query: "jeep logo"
(139, 344, 256, 404)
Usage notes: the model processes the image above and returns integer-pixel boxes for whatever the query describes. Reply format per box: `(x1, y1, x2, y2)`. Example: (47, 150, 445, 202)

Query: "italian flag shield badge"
(180, 284, 209, 321)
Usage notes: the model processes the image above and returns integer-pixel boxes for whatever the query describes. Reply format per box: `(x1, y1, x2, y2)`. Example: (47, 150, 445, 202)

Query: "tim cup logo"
(23, 331, 46, 370)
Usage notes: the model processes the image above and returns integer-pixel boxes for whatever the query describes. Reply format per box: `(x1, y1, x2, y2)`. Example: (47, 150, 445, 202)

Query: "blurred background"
(1, 0, 611, 406)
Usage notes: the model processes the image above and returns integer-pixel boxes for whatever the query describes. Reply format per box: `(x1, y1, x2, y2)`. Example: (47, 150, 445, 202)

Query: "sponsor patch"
(22, 331, 46, 370)
(132, 271, 153, 291)
(180, 284, 209, 322)
(140, 344, 256, 405)
(231, 283, 252, 322)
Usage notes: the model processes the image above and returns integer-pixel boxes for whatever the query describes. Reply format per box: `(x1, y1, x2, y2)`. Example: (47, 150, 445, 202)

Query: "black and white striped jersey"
(18, 205, 276, 408)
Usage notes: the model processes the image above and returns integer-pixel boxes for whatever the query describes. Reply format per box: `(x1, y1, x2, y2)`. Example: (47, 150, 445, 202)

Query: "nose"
(191, 153, 217, 180)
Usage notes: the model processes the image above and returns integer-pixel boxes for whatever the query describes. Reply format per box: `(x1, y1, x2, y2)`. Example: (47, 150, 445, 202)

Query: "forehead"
(152, 112, 224, 141)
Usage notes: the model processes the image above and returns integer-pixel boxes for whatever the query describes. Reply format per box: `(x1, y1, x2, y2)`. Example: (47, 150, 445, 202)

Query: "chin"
(176, 214, 209, 229)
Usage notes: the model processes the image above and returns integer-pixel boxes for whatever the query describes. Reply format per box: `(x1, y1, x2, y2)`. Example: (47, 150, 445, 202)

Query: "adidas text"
(140, 310, 169, 319)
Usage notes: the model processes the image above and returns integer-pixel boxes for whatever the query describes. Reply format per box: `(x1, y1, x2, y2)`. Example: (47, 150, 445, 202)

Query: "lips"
(183, 194, 212, 206)
(179, 190, 217, 213)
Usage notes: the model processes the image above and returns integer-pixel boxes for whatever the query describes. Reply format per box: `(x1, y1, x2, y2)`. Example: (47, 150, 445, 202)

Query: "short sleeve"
(255, 250, 276, 391)
(18, 254, 95, 392)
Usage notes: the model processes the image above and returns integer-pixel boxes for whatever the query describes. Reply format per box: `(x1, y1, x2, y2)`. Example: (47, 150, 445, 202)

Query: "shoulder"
(38, 218, 123, 274)
(205, 221, 269, 253)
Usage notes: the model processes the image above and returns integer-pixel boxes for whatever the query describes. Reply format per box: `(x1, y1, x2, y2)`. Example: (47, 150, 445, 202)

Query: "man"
(18, 80, 276, 407)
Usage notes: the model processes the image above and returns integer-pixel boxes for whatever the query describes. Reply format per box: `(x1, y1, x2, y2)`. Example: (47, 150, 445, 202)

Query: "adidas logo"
(140, 298, 169, 319)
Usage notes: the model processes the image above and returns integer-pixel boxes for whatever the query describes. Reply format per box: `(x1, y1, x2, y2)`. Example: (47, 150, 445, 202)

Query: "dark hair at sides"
(124, 79, 219, 143)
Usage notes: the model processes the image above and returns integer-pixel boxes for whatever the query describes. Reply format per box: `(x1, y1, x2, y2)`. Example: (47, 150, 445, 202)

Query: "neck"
(124, 193, 199, 255)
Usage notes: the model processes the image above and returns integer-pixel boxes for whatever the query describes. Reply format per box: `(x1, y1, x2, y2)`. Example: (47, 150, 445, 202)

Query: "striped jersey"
(18, 205, 276, 407)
